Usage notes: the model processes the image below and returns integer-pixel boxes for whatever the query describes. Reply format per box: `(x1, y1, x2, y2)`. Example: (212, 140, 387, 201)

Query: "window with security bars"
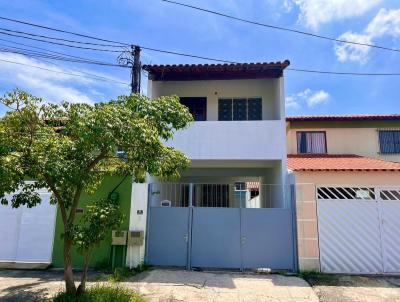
(317, 187, 375, 200)
(297, 131, 327, 154)
(378, 130, 400, 154)
(218, 98, 262, 121)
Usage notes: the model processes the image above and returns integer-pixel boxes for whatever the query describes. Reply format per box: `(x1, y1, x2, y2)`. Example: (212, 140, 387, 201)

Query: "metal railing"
(149, 182, 293, 209)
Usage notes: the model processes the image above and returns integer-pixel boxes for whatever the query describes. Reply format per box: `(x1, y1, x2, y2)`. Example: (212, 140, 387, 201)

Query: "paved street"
(0, 268, 318, 302)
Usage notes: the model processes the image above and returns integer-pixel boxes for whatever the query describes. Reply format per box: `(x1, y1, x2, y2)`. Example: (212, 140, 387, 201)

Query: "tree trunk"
(77, 252, 91, 295)
(63, 238, 76, 294)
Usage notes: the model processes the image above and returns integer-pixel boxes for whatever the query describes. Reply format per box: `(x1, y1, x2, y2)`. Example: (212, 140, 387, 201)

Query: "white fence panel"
(318, 200, 383, 274)
(381, 201, 400, 273)
(15, 193, 56, 262)
(0, 195, 22, 262)
(0, 192, 56, 265)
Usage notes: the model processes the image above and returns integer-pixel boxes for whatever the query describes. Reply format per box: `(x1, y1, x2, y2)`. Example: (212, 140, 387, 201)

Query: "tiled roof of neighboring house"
(288, 154, 400, 171)
(286, 114, 400, 122)
(142, 61, 290, 81)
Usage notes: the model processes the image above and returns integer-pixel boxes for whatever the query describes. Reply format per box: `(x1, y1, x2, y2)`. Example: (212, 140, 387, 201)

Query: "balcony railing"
(167, 120, 286, 160)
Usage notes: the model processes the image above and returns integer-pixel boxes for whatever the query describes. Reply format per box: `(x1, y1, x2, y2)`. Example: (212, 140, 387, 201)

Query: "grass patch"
(108, 263, 150, 282)
(48, 285, 146, 302)
(298, 270, 338, 286)
(109, 267, 133, 282)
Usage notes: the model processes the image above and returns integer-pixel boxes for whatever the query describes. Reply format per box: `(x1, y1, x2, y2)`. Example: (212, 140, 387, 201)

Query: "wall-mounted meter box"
(112, 230, 127, 246)
(127, 230, 144, 246)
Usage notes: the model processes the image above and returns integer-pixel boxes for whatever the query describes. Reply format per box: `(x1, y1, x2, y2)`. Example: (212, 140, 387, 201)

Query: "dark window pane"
(379, 130, 400, 154)
(218, 99, 232, 121)
(180, 97, 207, 121)
(233, 98, 247, 121)
(248, 98, 262, 120)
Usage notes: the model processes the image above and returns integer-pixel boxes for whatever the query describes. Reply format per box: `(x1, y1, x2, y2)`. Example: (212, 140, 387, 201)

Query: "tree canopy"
(0, 89, 193, 294)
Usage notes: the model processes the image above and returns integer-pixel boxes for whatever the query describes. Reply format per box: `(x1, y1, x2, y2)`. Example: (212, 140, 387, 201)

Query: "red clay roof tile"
(286, 114, 400, 122)
(142, 61, 290, 81)
(288, 154, 400, 172)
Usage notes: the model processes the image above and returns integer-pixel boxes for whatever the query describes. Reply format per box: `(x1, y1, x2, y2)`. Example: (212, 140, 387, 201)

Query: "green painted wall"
(51, 175, 132, 269)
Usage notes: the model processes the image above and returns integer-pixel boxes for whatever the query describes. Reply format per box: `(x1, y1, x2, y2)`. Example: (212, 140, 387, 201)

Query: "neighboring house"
(137, 61, 298, 271)
(286, 115, 400, 274)
(287, 115, 400, 162)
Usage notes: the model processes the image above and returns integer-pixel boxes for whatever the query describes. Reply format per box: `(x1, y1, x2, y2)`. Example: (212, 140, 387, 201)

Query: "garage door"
(0, 190, 57, 264)
(317, 186, 400, 274)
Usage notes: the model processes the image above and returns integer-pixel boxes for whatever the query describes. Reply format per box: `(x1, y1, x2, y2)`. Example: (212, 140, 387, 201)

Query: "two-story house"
(287, 114, 400, 162)
(134, 62, 298, 271)
(286, 115, 400, 274)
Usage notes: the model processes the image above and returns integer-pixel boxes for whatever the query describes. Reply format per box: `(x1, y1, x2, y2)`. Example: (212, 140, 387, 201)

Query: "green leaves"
(72, 198, 123, 253)
(0, 90, 192, 209)
(0, 89, 192, 293)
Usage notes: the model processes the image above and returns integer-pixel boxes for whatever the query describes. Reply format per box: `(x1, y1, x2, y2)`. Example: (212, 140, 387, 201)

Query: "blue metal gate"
(146, 183, 296, 271)
(146, 207, 190, 267)
(191, 208, 241, 268)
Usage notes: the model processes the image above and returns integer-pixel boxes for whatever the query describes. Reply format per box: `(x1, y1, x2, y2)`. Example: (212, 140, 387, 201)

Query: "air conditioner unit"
(127, 230, 144, 246)
(111, 230, 127, 246)
(161, 200, 171, 207)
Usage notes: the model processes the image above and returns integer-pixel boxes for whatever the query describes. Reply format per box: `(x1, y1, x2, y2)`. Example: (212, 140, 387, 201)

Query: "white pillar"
(126, 183, 148, 268)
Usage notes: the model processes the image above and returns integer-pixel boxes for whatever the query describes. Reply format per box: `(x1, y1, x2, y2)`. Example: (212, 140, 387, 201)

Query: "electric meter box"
(112, 230, 127, 246)
(127, 230, 144, 246)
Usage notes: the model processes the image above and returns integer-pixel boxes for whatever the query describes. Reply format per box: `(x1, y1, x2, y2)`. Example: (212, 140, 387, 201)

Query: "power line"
(0, 27, 126, 48)
(0, 37, 119, 64)
(161, 0, 400, 53)
(0, 30, 124, 52)
(141, 46, 237, 64)
(287, 68, 400, 76)
(0, 42, 129, 68)
(1, 15, 400, 76)
(0, 15, 129, 46)
(0, 57, 130, 85)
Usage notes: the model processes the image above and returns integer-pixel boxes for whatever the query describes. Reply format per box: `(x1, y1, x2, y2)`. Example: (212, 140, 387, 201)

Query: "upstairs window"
(180, 97, 207, 121)
(297, 131, 327, 154)
(218, 98, 262, 121)
(379, 130, 400, 154)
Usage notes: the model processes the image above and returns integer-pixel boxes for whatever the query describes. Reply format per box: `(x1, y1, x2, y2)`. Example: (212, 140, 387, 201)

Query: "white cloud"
(291, 0, 382, 29)
(335, 32, 372, 64)
(0, 52, 127, 105)
(307, 90, 330, 107)
(286, 88, 330, 109)
(365, 8, 400, 38)
(335, 8, 400, 63)
(282, 0, 294, 13)
(285, 95, 300, 109)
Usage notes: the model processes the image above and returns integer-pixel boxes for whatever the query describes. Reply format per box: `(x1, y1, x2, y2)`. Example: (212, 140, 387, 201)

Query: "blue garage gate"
(146, 183, 297, 271)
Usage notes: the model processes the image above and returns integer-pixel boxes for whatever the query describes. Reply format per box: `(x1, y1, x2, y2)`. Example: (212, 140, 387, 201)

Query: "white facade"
(166, 120, 286, 160)
(148, 76, 288, 186)
(126, 65, 291, 268)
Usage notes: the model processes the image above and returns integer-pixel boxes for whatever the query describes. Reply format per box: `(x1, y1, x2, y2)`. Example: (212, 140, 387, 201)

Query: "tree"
(0, 89, 193, 295)
(73, 196, 123, 294)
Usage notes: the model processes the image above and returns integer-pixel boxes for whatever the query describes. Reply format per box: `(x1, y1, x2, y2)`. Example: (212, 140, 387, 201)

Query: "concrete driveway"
(304, 274, 400, 302)
(0, 268, 318, 302)
(130, 269, 318, 302)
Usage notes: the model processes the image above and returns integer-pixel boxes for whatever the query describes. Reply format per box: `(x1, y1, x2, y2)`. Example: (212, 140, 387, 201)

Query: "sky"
(0, 0, 399, 116)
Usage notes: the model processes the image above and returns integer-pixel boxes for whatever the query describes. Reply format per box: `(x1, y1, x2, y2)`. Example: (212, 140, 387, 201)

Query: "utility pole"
(119, 45, 141, 94)
(131, 45, 141, 94)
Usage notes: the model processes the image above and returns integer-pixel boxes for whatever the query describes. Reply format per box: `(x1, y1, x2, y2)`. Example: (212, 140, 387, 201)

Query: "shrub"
(108, 267, 133, 283)
(48, 285, 146, 302)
